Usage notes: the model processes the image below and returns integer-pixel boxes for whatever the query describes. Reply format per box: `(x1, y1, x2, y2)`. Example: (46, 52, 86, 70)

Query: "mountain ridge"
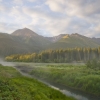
(0, 28, 100, 56)
(12, 28, 38, 37)
(12, 28, 51, 49)
(45, 33, 100, 49)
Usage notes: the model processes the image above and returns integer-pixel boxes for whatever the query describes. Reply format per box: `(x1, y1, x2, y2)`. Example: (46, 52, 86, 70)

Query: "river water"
(1, 62, 100, 100)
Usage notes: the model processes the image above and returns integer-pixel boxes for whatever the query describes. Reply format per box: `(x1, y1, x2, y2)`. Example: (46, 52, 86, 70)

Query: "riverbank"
(14, 64, 100, 100)
(0, 64, 75, 100)
(30, 64, 100, 97)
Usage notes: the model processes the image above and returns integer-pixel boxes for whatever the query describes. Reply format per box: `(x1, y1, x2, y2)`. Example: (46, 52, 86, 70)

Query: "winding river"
(1, 62, 100, 100)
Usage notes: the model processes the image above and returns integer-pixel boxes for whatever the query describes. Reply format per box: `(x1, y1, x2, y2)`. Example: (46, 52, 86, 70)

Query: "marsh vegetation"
(29, 63, 100, 96)
(0, 64, 75, 100)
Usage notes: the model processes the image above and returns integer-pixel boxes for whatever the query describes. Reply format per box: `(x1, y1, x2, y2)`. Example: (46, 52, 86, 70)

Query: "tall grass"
(0, 64, 75, 100)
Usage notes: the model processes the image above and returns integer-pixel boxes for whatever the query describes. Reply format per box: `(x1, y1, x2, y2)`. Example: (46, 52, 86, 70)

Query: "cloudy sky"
(0, 0, 100, 37)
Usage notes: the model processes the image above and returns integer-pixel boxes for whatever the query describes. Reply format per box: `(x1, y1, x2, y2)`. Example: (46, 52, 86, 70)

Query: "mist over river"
(0, 62, 100, 100)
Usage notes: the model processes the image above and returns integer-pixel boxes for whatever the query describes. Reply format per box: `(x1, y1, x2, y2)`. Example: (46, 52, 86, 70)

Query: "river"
(1, 62, 100, 100)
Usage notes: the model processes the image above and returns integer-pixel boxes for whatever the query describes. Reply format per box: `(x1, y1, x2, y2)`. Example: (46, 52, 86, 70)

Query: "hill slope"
(0, 33, 31, 56)
(0, 28, 100, 57)
(0, 28, 51, 56)
(12, 28, 51, 50)
(46, 33, 100, 49)
(92, 37, 100, 45)
(46, 34, 66, 42)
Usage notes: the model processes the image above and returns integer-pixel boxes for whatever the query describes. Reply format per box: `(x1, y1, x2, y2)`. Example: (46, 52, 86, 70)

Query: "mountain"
(0, 28, 51, 56)
(12, 28, 38, 37)
(0, 33, 31, 56)
(12, 28, 51, 50)
(46, 33, 100, 49)
(92, 37, 100, 45)
(46, 34, 66, 42)
(0, 28, 100, 57)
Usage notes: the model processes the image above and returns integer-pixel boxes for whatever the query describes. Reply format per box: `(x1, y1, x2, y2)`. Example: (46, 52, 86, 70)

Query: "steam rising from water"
(0, 58, 15, 66)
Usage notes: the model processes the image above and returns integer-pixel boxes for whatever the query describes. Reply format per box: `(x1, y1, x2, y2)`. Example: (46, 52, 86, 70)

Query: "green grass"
(30, 64, 100, 96)
(0, 64, 75, 100)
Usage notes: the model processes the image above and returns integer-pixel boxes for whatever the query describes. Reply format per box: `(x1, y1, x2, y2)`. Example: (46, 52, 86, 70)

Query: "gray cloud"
(0, 0, 100, 37)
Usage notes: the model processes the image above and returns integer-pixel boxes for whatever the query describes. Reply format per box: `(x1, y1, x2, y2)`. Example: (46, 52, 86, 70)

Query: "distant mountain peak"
(22, 27, 34, 31)
(46, 34, 67, 42)
(62, 35, 69, 39)
(12, 28, 38, 37)
(73, 33, 79, 35)
(23, 27, 29, 29)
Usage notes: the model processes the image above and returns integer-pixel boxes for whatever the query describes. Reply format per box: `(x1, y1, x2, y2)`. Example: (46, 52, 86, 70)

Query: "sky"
(0, 0, 100, 37)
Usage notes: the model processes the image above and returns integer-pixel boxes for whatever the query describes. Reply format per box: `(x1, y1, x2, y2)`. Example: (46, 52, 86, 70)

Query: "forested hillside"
(46, 33, 100, 49)
(0, 28, 51, 57)
(5, 47, 100, 62)
(0, 33, 31, 56)
(1, 28, 100, 57)
(12, 28, 51, 50)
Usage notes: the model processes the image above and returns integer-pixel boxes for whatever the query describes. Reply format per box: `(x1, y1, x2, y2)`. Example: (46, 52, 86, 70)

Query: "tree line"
(5, 47, 100, 63)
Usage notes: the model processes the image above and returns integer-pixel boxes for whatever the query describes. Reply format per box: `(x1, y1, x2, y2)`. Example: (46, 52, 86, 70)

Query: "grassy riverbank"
(0, 64, 75, 100)
(30, 64, 100, 96)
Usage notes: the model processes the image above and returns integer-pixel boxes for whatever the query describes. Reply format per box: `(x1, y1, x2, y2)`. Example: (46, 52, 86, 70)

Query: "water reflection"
(61, 90, 88, 100)
(47, 83, 88, 100)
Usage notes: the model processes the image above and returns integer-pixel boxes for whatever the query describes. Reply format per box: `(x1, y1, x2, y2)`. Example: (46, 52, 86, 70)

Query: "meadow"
(29, 63, 100, 96)
(0, 64, 75, 100)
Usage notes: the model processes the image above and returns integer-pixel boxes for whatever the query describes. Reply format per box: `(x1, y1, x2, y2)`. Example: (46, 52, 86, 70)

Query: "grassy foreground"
(30, 64, 100, 96)
(0, 64, 75, 100)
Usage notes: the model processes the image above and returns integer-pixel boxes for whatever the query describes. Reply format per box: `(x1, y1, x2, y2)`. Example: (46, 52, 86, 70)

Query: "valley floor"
(29, 64, 100, 97)
(0, 64, 75, 100)
(12, 63, 100, 100)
